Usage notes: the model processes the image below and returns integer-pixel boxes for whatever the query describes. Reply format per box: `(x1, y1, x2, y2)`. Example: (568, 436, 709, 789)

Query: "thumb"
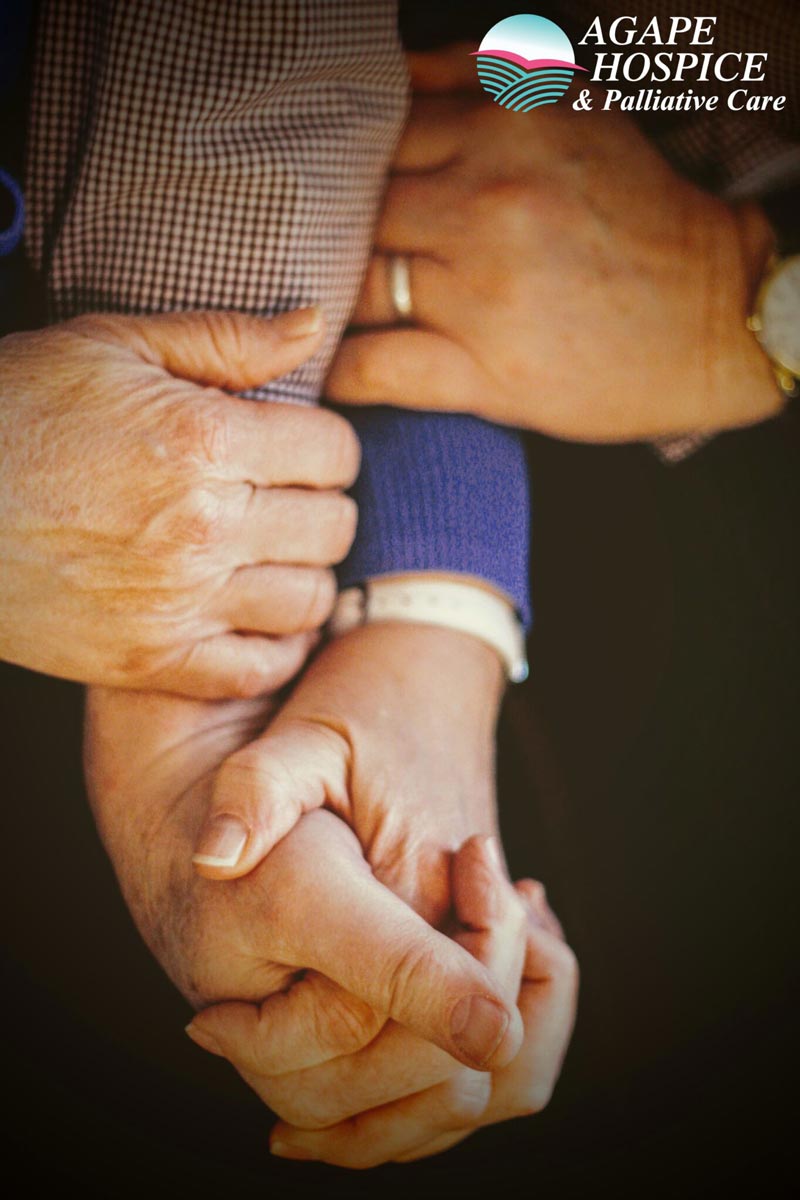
(186, 846, 528, 1082)
(70, 307, 326, 392)
(192, 719, 350, 879)
(265, 814, 524, 1071)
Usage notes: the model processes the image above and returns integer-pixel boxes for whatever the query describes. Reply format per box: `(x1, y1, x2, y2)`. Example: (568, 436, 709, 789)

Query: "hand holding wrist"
(327, 53, 792, 443)
(86, 685, 521, 1069)
(192, 620, 504, 928)
(0, 308, 358, 696)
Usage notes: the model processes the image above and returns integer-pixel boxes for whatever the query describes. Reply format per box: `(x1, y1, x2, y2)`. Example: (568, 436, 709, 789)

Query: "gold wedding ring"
(388, 254, 414, 321)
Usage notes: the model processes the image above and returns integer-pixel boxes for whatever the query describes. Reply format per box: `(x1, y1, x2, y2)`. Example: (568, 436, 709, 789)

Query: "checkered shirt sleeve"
(23, 0, 533, 620)
(26, 0, 408, 404)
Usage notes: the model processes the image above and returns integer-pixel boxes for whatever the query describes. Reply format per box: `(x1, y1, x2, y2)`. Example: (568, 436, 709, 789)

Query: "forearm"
(30, 7, 529, 621)
(28, 0, 409, 402)
(340, 408, 532, 628)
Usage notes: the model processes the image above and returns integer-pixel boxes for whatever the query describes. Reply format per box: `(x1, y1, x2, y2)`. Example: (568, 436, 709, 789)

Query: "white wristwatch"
(746, 253, 800, 397)
(328, 577, 529, 684)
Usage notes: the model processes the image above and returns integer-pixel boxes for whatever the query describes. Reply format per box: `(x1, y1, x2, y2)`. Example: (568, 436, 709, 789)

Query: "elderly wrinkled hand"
(327, 45, 781, 442)
(192, 841, 578, 1169)
(84, 682, 523, 1072)
(173, 621, 576, 1167)
(0, 307, 360, 696)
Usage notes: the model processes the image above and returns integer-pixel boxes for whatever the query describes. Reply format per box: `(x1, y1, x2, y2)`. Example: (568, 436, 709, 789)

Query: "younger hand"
(192, 621, 504, 928)
(0, 308, 359, 695)
(327, 46, 781, 442)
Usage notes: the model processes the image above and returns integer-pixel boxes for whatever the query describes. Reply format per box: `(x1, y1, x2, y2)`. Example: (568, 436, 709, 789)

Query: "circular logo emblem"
(472, 14, 585, 111)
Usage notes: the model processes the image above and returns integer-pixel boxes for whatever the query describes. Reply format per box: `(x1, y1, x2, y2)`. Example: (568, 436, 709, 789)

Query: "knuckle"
(197, 405, 231, 465)
(319, 409, 362, 486)
(319, 494, 358, 563)
(316, 992, 383, 1058)
(505, 886, 529, 934)
(380, 940, 440, 1021)
(473, 178, 540, 238)
(439, 1071, 492, 1126)
(225, 657, 279, 700)
(216, 740, 301, 799)
(169, 401, 230, 466)
(520, 1079, 555, 1117)
(175, 485, 228, 549)
(338, 495, 359, 557)
(340, 338, 385, 402)
(230, 672, 266, 700)
(303, 568, 337, 627)
(117, 637, 171, 684)
(261, 1082, 334, 1132)
(199, 311, 247, 388)
(214, 745, 267, 801)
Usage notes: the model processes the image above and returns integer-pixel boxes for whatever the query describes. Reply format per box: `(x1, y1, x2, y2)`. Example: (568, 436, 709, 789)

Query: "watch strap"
(328, 578, 529, 684)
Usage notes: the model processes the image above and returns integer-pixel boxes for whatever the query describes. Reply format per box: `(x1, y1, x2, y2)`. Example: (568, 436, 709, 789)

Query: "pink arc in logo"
(471, 49, 587, 72)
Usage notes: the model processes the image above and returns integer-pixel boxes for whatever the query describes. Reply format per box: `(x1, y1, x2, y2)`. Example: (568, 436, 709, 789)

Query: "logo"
(472, 14, 587, 111)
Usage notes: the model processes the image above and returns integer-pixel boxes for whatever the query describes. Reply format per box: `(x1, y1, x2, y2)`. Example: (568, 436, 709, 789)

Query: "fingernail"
(281, 306, 323, 339)
(270, 1141, 315, 1161)
(450, 995, 510, 1067)
(185, 1023, 222, 1056)
(192, 814, 248, 869)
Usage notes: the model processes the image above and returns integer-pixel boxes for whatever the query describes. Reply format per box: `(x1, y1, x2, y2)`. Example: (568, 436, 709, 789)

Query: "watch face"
(758, 255, 800, 376)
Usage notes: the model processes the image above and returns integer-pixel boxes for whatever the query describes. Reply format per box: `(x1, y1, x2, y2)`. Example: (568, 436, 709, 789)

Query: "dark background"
(3, 419, 798, 1200)
(2, 2, 799, 1197)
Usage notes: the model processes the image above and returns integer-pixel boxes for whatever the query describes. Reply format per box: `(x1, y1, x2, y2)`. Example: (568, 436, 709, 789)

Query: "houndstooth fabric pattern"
(557, 0, 800, 197)
(26, 0, 407, 404)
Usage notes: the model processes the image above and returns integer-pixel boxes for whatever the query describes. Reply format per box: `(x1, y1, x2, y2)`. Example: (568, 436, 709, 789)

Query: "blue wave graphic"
(475, 55, 574, 110)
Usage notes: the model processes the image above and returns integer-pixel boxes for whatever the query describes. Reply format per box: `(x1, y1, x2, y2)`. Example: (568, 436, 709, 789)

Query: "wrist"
(287, 621, 504, 736)
(330, 573, 528, 684)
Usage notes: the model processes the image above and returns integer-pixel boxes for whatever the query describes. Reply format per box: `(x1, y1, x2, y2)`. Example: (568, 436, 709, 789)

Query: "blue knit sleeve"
(337, 408, 532, 629)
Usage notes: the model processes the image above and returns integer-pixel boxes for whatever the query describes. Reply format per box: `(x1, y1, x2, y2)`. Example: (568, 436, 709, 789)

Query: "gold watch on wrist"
(746, 253, 800, 398)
